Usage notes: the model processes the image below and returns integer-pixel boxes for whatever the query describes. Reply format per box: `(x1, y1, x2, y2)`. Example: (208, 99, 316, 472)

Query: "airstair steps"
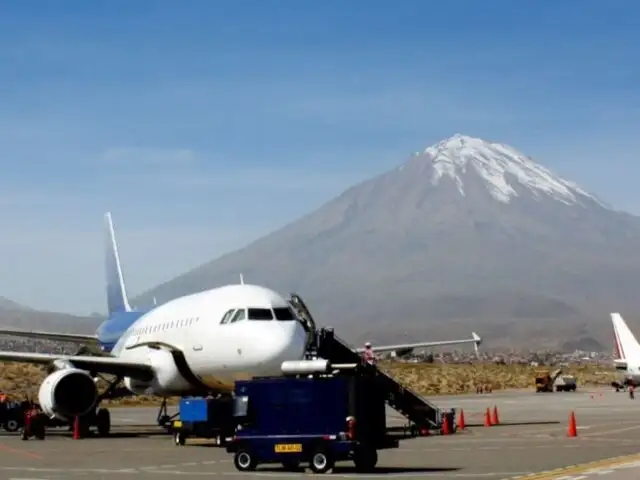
(289, 294, 443, 430)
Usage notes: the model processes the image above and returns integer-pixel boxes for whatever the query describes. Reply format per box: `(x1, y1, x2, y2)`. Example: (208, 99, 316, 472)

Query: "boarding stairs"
(289, 293, 445, 431)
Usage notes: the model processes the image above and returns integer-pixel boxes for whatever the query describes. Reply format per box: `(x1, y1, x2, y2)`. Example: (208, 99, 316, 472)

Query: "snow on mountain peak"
(412, 134, 605, 207)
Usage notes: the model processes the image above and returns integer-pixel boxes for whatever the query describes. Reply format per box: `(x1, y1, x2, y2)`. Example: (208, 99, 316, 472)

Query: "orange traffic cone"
(73, 416, 80, 440)
(457, 409, 466, 430)
(567, 411, 577, 437)
(442, 413, 450, 435)
(491, 405, 500, 425)
(484, 407, 492, 426)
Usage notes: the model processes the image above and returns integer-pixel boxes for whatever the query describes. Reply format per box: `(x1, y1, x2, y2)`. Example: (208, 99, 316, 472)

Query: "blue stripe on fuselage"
(96, 310, 148, 353)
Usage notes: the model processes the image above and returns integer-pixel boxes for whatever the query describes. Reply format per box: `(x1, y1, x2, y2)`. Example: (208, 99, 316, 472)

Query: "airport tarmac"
(0, 387, 639, 479)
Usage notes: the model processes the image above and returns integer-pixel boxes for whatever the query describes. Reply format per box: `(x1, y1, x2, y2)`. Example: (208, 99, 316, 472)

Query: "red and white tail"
(611, 313, 640, 367)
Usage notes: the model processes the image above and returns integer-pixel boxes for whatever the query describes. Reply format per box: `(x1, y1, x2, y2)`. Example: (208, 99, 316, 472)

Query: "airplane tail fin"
(104, 212, 132, 315)
(611, 313, 640, 362)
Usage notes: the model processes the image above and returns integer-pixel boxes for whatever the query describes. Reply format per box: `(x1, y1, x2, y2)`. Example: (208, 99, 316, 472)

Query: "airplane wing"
(0, 351, 154, 381)
(354, 332, 482, 354)
(0, 328, 99, 345)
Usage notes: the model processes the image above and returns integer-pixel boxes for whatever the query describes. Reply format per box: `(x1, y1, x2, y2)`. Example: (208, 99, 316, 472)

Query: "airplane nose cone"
(261, 321, 308, 370)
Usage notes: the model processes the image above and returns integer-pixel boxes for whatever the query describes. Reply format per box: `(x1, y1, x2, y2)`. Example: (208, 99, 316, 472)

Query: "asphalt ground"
(0, 387, 639, 479)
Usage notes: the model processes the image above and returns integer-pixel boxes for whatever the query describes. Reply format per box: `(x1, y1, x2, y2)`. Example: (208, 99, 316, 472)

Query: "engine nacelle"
(122, 349, 193, 396)
(147, 349, 193, 394)
(123, 377, 153, 395)
(38, 368, 98, 421)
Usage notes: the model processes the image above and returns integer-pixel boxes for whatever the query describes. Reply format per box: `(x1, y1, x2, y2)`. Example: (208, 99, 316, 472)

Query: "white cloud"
(97, 147, 199, 166)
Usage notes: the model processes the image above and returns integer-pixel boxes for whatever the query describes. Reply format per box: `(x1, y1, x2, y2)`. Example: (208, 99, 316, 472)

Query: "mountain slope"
(0, 296, 34, 312)
(0, 296, 101, 335)
(134, 135, 640, 349)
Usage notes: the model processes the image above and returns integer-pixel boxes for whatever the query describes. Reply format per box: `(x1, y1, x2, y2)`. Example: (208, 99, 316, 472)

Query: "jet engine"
(38, 368, 98, 421)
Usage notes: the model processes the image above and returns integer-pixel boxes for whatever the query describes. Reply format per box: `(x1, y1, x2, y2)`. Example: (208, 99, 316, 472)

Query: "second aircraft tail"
(611, 313, 640, 364)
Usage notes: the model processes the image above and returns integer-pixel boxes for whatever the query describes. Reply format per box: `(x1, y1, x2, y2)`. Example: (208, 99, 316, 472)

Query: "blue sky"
(0, 1, 638, 314)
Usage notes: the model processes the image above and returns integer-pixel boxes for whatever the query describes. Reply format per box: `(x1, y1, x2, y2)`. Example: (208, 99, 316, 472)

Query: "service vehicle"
(535, 368, 564, 392)
(0, 399, 28, 432)
(225, 358, 416, 474)
(171, 395, 237, 446)
(553, 374, 577, 392)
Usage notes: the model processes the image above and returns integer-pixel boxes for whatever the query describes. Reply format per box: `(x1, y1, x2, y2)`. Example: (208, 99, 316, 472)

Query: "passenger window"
(273, 307, 296, 321)
(220, 309, 236, 324)
(247, 308, 273, 321)
(229, 309, 246, 323)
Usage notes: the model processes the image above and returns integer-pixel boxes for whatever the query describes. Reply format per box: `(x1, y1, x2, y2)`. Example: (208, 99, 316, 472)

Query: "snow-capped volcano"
(136, 134, 640, 349)
(412, 134, 605, 207)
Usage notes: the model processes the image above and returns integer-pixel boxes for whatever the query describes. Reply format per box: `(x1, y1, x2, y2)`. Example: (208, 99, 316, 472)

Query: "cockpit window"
(247, 308, 274, 321)
(220, 309, 236, 324)
(273, 307, 297, 321)
(229, 309, 246, 323)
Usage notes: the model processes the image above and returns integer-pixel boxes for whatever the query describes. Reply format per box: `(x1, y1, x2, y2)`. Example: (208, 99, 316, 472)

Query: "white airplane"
(610, 312, 640, 388)
(0, 212, 483, 436)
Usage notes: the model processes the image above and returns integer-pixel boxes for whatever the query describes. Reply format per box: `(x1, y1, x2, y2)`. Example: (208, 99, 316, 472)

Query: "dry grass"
(381, 362, 618, 395)
(0, 362, 618, 405)
(0, 363, 172, 407)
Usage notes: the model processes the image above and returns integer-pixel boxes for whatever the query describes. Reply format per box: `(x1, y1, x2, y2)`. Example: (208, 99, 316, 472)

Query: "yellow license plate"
(274, 443, 302, 453)
(173, 421, 183, 428)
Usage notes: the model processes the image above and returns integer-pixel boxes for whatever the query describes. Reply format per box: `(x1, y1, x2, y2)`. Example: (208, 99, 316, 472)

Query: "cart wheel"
(234, 449, 257, 472)
(309, 448, 334, 474)
(174, 432, 186, 446)
(353, 447, 378, 472)
(4, 418, 19, 432)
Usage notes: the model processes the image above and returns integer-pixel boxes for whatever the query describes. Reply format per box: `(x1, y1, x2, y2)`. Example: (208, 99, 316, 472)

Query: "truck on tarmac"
(535, 368, 577, 392)
(223, 359, 417, 473)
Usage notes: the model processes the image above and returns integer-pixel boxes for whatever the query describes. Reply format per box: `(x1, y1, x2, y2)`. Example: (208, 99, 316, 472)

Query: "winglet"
(104, 212, 132, 314)
(472, 332, 482, 356)
(239, 273, 245, 285)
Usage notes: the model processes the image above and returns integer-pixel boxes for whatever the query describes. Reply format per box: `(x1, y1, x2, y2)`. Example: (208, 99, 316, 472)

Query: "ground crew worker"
(362, 342, 376, 365)
(629, 384, 635, 399)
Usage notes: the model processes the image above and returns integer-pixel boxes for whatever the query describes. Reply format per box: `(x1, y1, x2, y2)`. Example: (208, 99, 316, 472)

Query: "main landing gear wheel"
(96, 408, 111, 436)
(157, 398, 178, 429)
(234, 450, 257, 471)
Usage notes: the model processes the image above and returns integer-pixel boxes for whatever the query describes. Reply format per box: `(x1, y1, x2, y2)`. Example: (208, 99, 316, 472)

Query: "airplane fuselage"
(107, 284, 308, 396)
(96, 311, 148, 353)
(615, 364, 640, 387)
